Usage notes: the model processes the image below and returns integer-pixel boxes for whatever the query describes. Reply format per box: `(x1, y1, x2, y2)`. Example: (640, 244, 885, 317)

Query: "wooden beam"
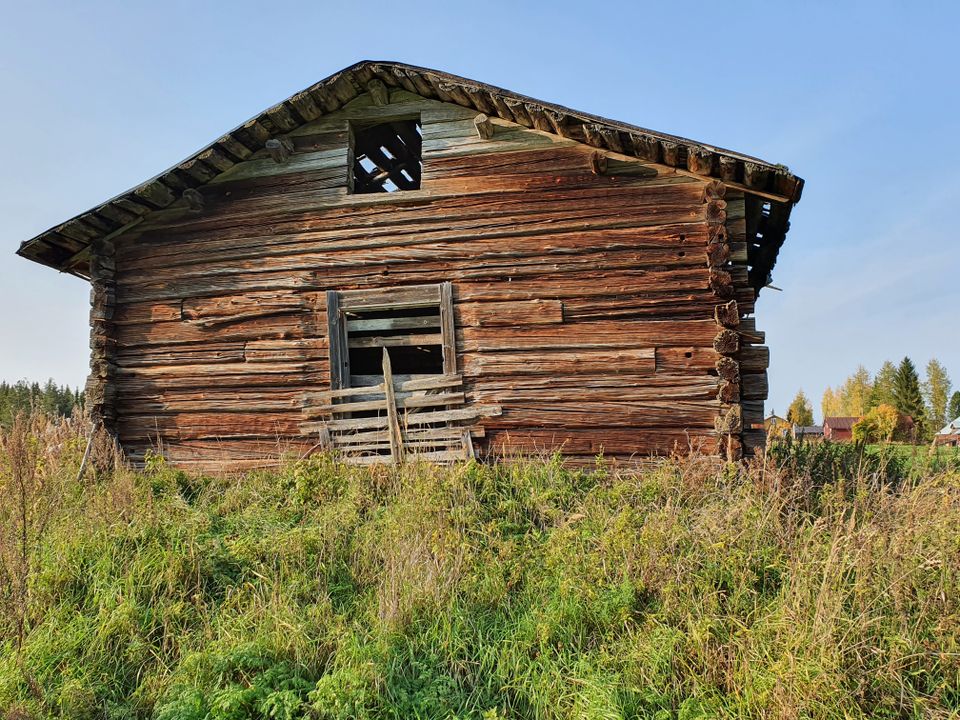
(743, 161, 770, 190)
(366, 79, 389, 106)
(686, 147, 714, 176)
(590, 151, 608, 175)
(474, 113, 494, 140)
(265, 136, 294, 164)
(382, 348, 404, 463)
(182, 188, 204, 213)
(440, 281, 457, 374)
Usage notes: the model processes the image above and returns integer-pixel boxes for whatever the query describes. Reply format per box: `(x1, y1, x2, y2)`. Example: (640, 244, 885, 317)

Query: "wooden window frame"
(347, 115, 423, 195)
(326, 282, 456, 391)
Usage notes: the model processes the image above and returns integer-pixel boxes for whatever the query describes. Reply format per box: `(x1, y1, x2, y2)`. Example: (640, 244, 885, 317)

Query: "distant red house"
(823, 416, 860, 441)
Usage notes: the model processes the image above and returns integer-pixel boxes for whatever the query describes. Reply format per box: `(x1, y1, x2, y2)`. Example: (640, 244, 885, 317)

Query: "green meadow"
(1, 414, 958, 719)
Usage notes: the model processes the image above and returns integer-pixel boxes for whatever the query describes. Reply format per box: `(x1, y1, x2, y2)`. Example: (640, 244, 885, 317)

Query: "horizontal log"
(462, 348, 655, 377)
(124, 177, 705, 263)
(181, 291, 306, 327)
(655, 347, 719, 372)
(739, 345, 770, 374)
(466, 375, 719, 403)
(118, 396, 303, 415)
(484, 428, 719, 456)
(455, 300, 563, 327)
(116, 314, 311, 349)
(120, 213, 710, 275)
(488, 400, 720, 429)
(113, 344, 246, 367)
(458, 319, 718, 352)
(741, 372, 769, 401)
(338, 283, 440, 310)
(118, 244, 712, 299)
(244, 339, 326, 363)
(118, 412, 303, 440)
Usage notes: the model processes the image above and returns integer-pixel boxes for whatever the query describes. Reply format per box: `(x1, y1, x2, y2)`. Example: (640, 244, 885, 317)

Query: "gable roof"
(15, 60, 803, 281)
(939, 418, 960, 435)
(823, 417, 860, 431)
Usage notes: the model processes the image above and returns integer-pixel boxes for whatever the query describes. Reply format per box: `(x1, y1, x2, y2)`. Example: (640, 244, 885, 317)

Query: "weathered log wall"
(99, 88, 766, 469)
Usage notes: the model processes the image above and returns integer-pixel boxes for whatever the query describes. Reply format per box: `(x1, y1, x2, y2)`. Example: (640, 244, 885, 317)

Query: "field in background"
(0, 413, 958, 719)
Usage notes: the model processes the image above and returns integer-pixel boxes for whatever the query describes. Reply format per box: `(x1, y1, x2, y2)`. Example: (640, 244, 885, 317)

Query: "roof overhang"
(15, 60, 804, 282)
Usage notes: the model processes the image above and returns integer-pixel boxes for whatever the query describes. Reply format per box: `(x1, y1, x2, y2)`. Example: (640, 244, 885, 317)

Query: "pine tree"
(893, 357, 927, 440)
(947, 391, 960, 424)
(787, 390, 814, 426)
(869, 361, 897, 410)
(922, 359, 952, 428)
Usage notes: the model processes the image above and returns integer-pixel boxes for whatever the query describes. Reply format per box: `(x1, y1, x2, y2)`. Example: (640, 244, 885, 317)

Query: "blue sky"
(1, 0, 957, 421)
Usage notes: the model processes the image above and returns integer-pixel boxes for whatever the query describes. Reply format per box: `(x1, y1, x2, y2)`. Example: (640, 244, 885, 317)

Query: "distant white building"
(935, 418, 960, 446)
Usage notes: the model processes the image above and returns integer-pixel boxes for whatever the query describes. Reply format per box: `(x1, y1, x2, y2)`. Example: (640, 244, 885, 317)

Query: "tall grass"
(0, 413, 958, 719)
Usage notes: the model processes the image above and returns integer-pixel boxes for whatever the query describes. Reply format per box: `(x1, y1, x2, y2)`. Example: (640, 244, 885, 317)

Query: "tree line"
(785, 358, 958, 443)
(0, 380, 84, 428)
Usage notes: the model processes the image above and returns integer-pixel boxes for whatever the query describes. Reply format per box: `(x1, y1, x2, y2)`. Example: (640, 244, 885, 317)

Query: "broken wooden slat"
(304, 415, 389, 432)
(346, 315, 440, 332)
(348, 332, 444, 349)
(401, 404, 502, 427)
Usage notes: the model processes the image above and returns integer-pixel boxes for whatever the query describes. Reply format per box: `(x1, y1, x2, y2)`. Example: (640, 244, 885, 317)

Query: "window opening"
(351, 118, 422, 194)
(305, 283, 503, 465)
(345, 306, 444, 378)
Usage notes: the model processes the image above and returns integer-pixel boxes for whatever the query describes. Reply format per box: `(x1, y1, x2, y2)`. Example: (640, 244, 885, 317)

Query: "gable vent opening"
(350, 118, 422, 194)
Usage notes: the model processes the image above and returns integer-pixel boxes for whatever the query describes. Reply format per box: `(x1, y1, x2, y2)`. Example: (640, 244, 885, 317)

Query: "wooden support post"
(686, 147, 714, 176)
(662, 141, 680, 167)
(719, 156, 737, 182)
(590, 151, 608, 175)
(366, 78, 389, 106)
(265, 136, 294, 164)
(439, 281, 457, 374)
(630, 133, 661, 162)
(474, 113, 494, 140)
(182, 188, 204, 213)
(382, 348, 404, 464)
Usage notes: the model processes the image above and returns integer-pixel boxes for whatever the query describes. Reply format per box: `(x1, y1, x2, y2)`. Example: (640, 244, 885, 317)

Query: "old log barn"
(16, 61, 802, 469)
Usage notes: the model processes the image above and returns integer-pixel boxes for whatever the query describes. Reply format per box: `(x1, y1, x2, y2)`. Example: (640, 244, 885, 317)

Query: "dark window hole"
(351, 118, 422, 194)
